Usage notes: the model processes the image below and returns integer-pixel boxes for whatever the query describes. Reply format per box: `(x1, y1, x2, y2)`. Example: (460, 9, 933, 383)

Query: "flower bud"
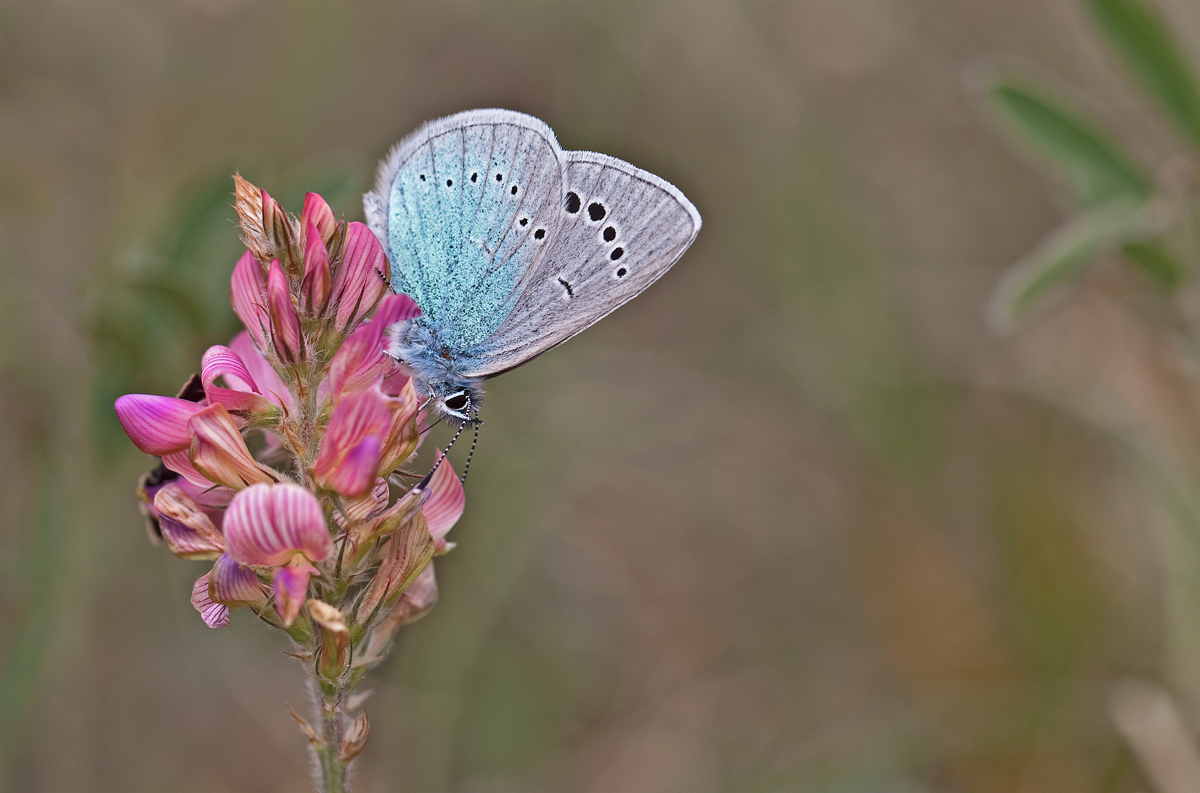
(308, 599, 351, 680)
(301, 220, 332, 314)
(329, 222, 390, 333)
(233, 173, 270, 264)
(340, 710, 370, 763)
(267, 260, 304, 363)
(301, 192, 337, 246)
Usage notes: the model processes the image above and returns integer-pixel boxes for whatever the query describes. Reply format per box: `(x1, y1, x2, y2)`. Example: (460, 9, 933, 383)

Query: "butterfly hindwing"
(364, 110, 565, 347)
(459, 151, 701, 378)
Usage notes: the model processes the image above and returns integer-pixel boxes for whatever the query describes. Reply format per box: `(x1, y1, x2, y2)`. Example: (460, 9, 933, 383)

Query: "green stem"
(312, 675, 351, 793)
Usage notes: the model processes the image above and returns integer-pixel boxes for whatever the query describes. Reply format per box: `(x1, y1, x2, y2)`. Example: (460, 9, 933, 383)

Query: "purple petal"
(159, 517, 223, 560)
(210, 553, 266, 606)
(115, 394, 206, 456)
(225, 482, 333, 566)
(191, 572, 230, 628)
(324, 436, 382, 498)
(273, 565, 314, 627)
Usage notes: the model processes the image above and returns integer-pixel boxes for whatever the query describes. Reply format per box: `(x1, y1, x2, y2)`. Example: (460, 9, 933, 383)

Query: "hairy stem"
(311, 675, 352, 793)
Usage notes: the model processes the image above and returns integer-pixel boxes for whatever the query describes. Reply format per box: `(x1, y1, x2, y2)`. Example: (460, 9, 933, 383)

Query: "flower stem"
(311, 676, 351, 793)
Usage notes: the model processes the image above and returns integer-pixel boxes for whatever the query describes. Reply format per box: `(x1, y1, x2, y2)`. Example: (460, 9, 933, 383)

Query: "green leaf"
(1086, 0, 1200, 147)
(990, 198, 1155, 328)
(982, 75, 1152, 204)
(1122, 238, 1184, 290)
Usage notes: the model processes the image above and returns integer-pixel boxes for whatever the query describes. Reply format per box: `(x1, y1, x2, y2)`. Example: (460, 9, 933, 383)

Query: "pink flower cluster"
(115, 177, 464, 640)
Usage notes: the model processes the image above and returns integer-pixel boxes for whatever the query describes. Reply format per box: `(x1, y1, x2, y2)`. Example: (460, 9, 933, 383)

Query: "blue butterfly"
(364, 109, 701, 424)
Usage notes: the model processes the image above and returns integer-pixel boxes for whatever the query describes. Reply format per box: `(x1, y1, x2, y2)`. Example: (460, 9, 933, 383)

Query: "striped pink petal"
(326, 321, 385, 400)
(210, 553, 266, 606)
(201, 345, 276, 415)
(330, 222, 390, 332)
(301, 192, 337, 244)
(159, 517, 223, 560)
(273, 565, 317, 627)
(191, 572, 230, 628)
(153, 481, 222, 543)
(224, 482, 333, 566)
(230, 250, 270, 350)
(163, 450, 217, 488)
(302, 219, 332, 314)
(188, 404, 275, 490)
(313, 389, 392, 489)
(423, 450, 464, 542)
(230, 331, 294, 411)
(267, 259, 303, 363)
(323, 436, 382, 498)
(115, 394, 207, 456)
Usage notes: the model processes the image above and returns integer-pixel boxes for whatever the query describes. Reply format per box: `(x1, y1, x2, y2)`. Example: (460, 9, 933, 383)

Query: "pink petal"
(313, 389, 392, 485)
(210, 553, 266, 606)
(374, 291, 421, 326)
(224, 482, 333, 566)
(301, 192, 337, 244)
(326, 322, 387, 401)
(230, 250, 270, 350)
(201, 345, 276, 415)
(381, 369, 410, 396)
(331, 222, 390, 332)
(115, 394, 206, 455)
(163, 450, 217, 488)
(273, 565, 316, 627)
(230, 331, 294, 411)
(422, 450, 464, 542)
(323, 436, 382, 498)
(267, 259, 303, 362)
(188, 404, 274, 489)
(302, 219, 332, 313)
(191, 572, 230, 628)
(159, 517, 223, 560)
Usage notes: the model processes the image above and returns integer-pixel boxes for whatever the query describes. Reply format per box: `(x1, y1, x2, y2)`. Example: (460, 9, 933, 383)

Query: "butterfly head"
(387, 317, 484, 426)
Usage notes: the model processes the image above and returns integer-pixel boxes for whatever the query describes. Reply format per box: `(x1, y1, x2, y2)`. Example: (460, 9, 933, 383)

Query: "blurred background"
(7, 0, 1200, 790)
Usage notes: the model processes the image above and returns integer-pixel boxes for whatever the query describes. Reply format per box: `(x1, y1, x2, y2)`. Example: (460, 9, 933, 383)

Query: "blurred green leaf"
(1122, 238, 1184, 290)
(982, 76, 1152, 204)
(990, 198, 1155, 327)
(1086, 0, 1200, 147)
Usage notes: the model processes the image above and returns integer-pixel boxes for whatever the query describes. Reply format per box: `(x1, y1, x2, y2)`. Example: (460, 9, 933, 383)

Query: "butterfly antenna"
(423, 420, 465, 482)
(460, 412, 481, 485)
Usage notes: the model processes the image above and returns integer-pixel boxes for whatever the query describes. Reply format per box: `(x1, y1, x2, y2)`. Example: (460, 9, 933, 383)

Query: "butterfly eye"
(444, 392, 469, 412)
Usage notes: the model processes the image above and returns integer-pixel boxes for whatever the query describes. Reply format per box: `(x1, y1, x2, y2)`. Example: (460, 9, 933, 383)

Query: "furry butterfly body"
(364, 109, 700, 423)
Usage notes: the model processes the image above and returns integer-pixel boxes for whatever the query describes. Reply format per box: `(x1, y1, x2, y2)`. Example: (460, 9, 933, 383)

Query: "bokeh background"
(7, 0, 1200, 791)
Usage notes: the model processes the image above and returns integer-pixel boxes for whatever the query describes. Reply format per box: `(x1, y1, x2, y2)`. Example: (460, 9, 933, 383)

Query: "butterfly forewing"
(460, 151, 701, 378)
(364, 110, 565, 346)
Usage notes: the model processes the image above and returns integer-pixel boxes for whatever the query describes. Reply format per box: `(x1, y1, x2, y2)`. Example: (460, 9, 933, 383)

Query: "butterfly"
(364, 109, 701, 424)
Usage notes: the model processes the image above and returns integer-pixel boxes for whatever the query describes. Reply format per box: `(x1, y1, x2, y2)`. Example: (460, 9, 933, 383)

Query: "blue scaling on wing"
(368, 112, 566, 351)
(438, 124, 565, 350)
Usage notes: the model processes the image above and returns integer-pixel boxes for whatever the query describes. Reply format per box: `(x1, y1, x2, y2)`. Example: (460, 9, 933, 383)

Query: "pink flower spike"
(209, 553, 267, 607)
(115, 394, 207, 456)
(330, 222, 390, 332)
(267, 260, 303, 363)
(273, 565, 317, 627)
(301, 192, 337, 244)
(324, 436, 382, 498)
(302, 220, 332, 314)
(314, 389, 392, 489)
(188, 404, 276, 490)
(191, 572, 230, 628)
(230, 331, 294, 411)
(423, 450, 465, 543)
(230, 250, 270, 350)
(201, 345, 276, 416)
(224, 482, 333, 566)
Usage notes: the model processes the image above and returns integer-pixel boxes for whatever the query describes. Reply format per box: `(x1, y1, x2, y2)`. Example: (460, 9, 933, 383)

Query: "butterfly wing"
(363, 109, 566, 349)
(458, 150, 701, 378)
